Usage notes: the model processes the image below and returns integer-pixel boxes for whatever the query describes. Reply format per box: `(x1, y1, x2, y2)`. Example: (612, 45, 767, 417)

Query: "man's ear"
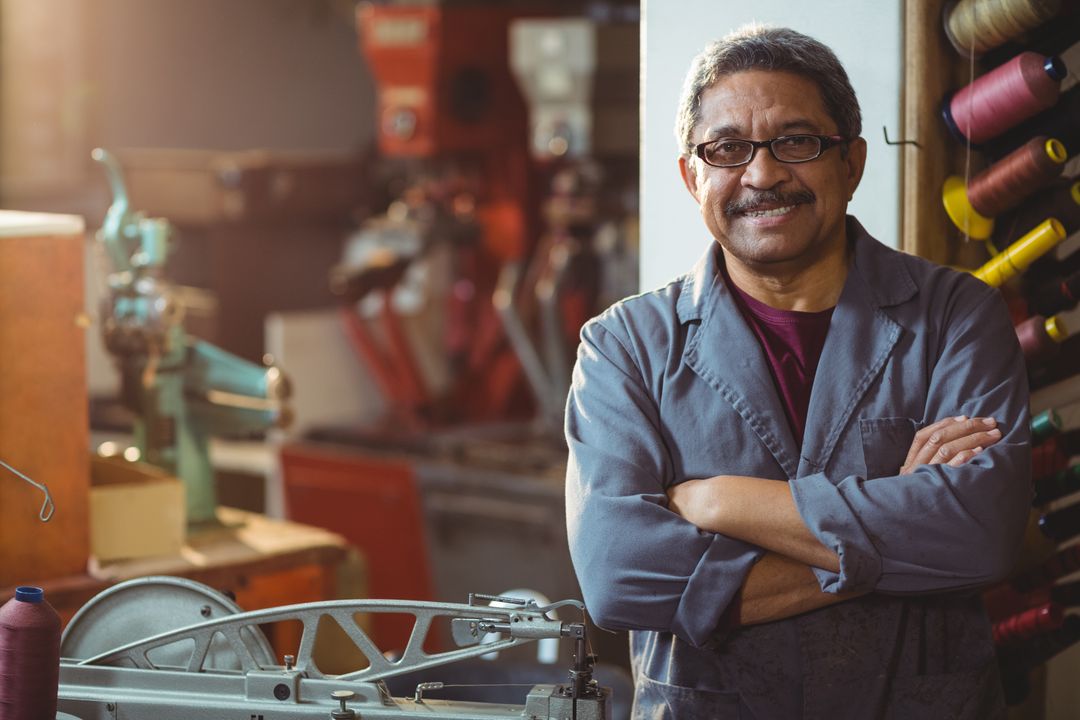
(844, 137, 868, 199)
(678, 155, 702, 203)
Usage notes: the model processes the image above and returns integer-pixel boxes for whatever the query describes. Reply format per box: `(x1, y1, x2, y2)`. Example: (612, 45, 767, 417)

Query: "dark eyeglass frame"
(692, 134, 848, 168)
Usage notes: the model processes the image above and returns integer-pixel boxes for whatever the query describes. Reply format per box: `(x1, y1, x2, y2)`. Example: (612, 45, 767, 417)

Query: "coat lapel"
(679, 245, 801, 478)
(799, 221, 917, 475)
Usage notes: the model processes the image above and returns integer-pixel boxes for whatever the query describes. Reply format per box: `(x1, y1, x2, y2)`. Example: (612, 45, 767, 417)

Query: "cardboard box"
(89, 456, 186, 561)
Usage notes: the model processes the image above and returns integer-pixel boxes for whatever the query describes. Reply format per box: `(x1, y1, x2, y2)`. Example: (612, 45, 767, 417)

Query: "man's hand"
(899, 415, 1002, 475)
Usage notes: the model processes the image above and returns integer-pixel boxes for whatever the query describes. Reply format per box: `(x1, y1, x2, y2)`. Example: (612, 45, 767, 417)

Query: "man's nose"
(740, 145, 792, 189)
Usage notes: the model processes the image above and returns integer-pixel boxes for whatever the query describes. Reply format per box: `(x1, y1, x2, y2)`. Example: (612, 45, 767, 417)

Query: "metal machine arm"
(59, 587, 608, 720)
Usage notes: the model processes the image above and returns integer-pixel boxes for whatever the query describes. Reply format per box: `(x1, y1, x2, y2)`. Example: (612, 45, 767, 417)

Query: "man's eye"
(778, 136, 812, 148)
(717, 142, 744, 154)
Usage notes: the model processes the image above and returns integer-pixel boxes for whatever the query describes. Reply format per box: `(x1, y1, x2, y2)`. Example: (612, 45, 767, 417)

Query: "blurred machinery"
(55, 577, 616, 720)
(503, 14, 639, 429)
(282, 1, 639, 673)
(93, 149, 292, 523)
(334, 2, 537, 430)
(326, 2, 638, 435)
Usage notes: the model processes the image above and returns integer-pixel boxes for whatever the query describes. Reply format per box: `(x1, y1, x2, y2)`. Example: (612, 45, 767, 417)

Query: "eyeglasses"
(693, 134, 847, 168)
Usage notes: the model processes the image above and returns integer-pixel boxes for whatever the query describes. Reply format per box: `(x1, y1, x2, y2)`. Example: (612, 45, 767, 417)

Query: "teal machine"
(93, 148, 291, 524)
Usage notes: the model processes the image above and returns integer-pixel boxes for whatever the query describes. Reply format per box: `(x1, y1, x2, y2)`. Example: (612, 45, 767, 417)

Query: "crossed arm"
(667, 415, 1005, 626)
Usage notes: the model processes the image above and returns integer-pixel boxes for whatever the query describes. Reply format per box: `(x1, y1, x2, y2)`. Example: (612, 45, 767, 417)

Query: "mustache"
(725, 189, 815, 216)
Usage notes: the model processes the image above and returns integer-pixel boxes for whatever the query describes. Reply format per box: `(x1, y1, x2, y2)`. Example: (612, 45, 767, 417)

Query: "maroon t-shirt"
(723, 266, 834, 448)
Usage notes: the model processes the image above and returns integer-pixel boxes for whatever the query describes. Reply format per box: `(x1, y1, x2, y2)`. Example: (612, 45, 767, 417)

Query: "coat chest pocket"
(859, 417, 918, 479)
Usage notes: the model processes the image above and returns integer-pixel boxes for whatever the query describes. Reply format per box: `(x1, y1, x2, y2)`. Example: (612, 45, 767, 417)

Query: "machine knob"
(330, 689, 357, 719)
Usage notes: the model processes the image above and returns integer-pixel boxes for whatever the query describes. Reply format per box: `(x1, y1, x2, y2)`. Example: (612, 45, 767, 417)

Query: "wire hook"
(1, 459, 55, 522)
(883, 126, 921, 149)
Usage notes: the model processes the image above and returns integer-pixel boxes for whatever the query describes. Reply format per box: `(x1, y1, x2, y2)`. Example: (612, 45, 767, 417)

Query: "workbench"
(2, 507, 358, 664)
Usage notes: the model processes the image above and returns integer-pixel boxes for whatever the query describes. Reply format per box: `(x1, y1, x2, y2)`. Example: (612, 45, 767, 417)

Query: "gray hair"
(675, 25, 862, 155)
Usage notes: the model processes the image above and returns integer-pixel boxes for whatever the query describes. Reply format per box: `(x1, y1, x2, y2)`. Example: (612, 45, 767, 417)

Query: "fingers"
(902, 415, 965, 470)
(903, 416, 1003, 473)
(947, 446, 984, 467)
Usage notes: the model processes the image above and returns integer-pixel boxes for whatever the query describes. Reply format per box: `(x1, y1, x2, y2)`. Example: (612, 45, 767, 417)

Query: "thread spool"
(943, 137, 1067, 237)
(1004, 180, 1080, 250)
(1015, 314, 1068, 365)
(943, 52, 1066, 145)
(998, 614, 1080, 680)
(1038, 499, 1080, 541)
(998, 615, 1080, 706)
(944, 0, 1062, 56)
(984, 583, 1053, 623)
(0, 587, 61, 720)
(993, 602, 1065, 644)
(1009, 613, 1080, 668)
(1034, 463, 1080, 505)
(972, 218, 1066, 286)
(1031, 334, 1080, 389)
(1030, 407, 1064, 445)
(970, 138, 1067, 216)
(1032, 436, 1068, 478)
(1028, 265, 1080, 317)
(985, 84, 1080, 159)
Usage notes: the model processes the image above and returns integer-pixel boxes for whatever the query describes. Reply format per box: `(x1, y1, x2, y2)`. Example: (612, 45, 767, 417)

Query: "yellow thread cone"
(972, 218, 1066, 287)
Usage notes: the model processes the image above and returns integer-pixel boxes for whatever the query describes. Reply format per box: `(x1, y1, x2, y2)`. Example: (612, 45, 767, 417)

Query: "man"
(565, 25, 1031, 719)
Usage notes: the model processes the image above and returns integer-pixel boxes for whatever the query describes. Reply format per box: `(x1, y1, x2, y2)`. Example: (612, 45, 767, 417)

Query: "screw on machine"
(330, 689, 357, 719)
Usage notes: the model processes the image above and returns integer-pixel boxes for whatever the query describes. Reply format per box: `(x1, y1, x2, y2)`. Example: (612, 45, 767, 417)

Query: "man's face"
(679, 70, 866, 274)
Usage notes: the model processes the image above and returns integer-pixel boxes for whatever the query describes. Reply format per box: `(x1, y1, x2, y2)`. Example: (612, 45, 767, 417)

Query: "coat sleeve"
(790, 282, 1032, 595)
(566, 317, 763, 647)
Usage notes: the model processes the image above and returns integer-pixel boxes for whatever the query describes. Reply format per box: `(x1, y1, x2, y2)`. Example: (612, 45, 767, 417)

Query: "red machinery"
(347, 2, 537, 425)
(286, 2, 540, 654)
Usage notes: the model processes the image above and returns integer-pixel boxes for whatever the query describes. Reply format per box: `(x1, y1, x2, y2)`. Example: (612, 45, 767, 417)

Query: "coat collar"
(675, 217, 916, 324)
(677, 217, 917, 478)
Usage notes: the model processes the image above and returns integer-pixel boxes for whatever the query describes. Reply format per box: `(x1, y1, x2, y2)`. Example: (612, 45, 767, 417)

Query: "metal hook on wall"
(883, 126, 921, 149)
(1, 459, 55, 522)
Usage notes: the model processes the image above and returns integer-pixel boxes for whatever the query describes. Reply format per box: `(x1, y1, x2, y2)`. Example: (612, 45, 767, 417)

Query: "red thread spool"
(0, 587, 61, 720)
(1027, 265, 1080, 317)
(993, 602, 1065, 645)
(969, 137, 1068, 217)
(986, 84, 1080, 159)
(1031, 437, 1068, 480)
(984, 583, 1053, 623)
(944, 52, 1066, 145)
(943, 149, 1068, 239)
(1015, 314, 1067, 364)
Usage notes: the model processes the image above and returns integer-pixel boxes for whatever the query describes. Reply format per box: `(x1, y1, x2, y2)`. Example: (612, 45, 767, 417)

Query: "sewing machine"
(93, 149, 291, 524)
(56, 577, 610, 719)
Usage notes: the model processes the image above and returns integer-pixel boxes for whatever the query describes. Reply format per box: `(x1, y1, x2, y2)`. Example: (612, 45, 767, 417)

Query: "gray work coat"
(565, 217, 1032, 719)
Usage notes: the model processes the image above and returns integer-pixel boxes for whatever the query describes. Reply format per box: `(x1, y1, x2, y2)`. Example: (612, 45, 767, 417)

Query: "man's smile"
(743, 205, 796, 218)
(725, 189, 816, 218)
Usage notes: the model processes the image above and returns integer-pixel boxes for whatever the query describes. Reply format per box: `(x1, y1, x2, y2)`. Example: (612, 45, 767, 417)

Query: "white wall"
(641, 0, 903, 291)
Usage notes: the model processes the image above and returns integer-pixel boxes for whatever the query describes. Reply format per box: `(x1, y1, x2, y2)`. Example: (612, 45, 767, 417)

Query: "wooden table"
(2, 507, 356, 664)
